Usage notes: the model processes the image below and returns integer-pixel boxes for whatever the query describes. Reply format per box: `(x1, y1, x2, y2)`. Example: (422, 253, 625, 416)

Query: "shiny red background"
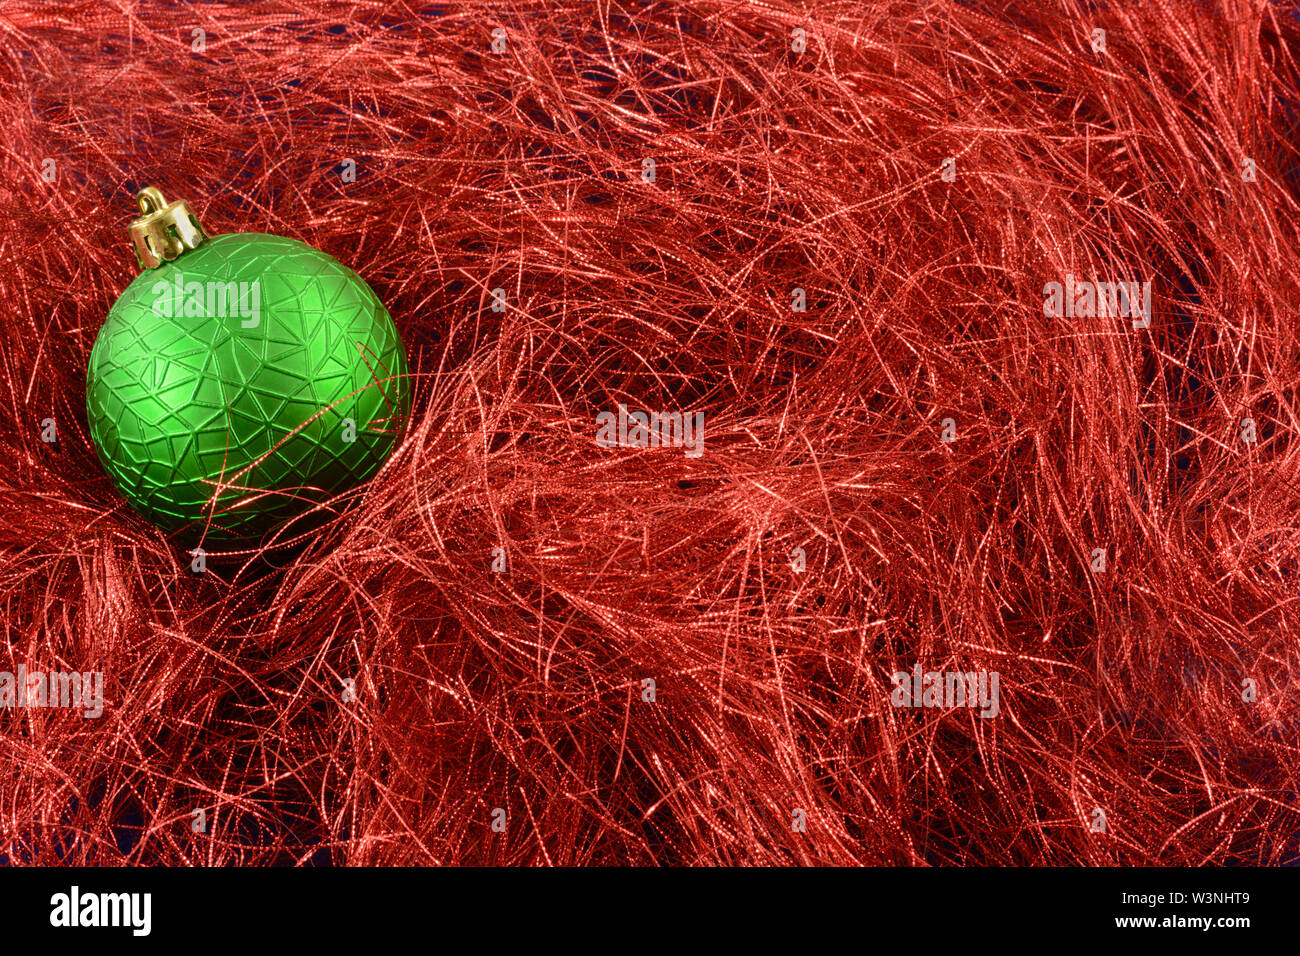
(1, 0, 1299, 864)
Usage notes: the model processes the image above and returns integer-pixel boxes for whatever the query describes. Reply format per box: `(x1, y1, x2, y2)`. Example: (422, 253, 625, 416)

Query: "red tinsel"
(1, 0, 1299, 865)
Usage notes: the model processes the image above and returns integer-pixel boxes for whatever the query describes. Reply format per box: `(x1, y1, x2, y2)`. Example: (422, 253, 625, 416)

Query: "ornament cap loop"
(127, 186, 208, 270)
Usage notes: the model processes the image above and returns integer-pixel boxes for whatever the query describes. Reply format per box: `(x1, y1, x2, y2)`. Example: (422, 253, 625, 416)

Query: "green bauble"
(87, 191, 409, 544)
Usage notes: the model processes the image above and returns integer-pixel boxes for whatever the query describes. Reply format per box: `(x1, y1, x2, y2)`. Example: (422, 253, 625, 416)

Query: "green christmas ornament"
(87, 186, 410, 543)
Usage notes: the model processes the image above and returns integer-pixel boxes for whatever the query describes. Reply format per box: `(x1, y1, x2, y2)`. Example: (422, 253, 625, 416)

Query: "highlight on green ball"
(86, 185, 411, 546)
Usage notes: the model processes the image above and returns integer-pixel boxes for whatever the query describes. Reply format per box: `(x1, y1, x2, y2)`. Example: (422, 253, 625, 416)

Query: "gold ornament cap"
(127, 186, 208, 270)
